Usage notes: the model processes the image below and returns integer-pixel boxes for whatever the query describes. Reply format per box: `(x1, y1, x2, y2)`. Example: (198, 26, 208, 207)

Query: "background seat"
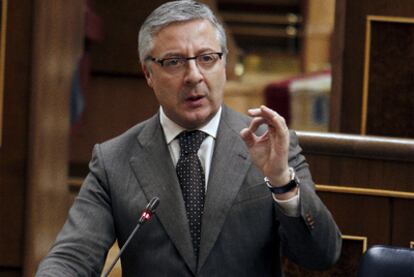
(357, 245, 414, 277)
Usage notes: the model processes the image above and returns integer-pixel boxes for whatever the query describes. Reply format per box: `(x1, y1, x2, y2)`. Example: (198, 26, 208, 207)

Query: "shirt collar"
(160, 106, 222, 144)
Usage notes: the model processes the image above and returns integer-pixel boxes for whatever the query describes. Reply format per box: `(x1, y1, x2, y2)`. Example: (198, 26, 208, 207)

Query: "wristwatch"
(264, 167, 299, 194)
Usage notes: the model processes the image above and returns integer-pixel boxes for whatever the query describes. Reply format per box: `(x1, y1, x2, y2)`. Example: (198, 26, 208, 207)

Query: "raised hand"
(240, 105, 291, 189)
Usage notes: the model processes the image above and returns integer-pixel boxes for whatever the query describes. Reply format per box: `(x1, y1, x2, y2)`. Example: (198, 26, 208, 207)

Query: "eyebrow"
(161, 52, 185, 58)
(159, 48, 218, 59)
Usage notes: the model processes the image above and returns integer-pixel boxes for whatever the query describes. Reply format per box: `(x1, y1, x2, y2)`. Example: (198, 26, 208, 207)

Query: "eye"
(163, 58, 184, 67)
(198, 54, 216, 64)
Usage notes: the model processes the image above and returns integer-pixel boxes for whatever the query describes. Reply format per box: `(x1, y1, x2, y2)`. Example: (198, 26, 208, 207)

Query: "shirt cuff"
(272, 188, 300, 217)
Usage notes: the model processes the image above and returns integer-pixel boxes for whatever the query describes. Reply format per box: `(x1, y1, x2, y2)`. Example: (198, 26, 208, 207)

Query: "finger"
(256, 106, 287, 134)
(269, 113, 288, 136)
(247, 108, 261, 116)
(248, 106, 288, 137)
(249, 106, 284, 127)
(248, 105, 277, 118)
(240, 128, 256, 147)
(259, 105, 281, 121)
(247, 116, 267, 134)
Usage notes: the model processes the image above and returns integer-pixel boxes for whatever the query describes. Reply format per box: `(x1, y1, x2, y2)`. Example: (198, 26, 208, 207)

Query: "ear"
(141, 63, 153, 88)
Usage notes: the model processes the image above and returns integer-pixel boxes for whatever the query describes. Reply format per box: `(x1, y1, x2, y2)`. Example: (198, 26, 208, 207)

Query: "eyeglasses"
(146, 52, 223, 73)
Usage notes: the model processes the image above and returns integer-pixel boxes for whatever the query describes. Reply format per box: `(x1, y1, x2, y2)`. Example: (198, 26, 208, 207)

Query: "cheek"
(153, 84, 179, 109)
(209, 71, 226, 99)
(151, 76, 174, 99)
(156, 76, 181, 93)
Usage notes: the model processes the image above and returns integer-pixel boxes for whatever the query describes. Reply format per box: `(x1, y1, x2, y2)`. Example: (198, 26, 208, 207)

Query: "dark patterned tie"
(176, 130, 207, 260)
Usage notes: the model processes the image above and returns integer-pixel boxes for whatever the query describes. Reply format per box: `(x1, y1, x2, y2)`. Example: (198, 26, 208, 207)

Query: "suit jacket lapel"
(129, 114, 197, 274)
(198, 107, 252, 271)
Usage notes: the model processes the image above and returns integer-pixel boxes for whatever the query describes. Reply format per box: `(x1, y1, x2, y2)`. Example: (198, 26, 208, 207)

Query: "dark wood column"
(0, 0, 83, 276)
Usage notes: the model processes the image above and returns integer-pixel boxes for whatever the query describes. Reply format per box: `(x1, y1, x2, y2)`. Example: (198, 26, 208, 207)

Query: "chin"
(175, 104, 219, 128)
(181, 113, 211, 129)
(182, 118, 207, 129)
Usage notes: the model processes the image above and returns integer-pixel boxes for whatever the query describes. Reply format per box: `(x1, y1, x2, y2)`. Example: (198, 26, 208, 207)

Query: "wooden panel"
(392, 199, 414, 247)
(332, 157, 371, 186)
(102, 243, 122, 277)
(22, 1, 84, 276)
(283, 236, 365, 276)
(0, 0, 7, 145)
(294, 132, 414, 276)
(300, 132, 414, 193)
(329, 0, 345, 132)
(382, 162, 414, 192)
(315, 157, 414, 192)
(218, 0, 301, 54)
(305, 155, 332, 183)
(332, 0, 366, 133)
(0, 270, 21, 277)
(363, 17, 414, 137)
(91, 0, 168, 75)
(301, 0, 335, 72)
(297, 131, 414, 161)
(0, 0, 32, 268)
(297, 131, 414, 273)
(319, 192, 390, 244)
(70, 76, 158, 165)
(331, 0, 414, 134)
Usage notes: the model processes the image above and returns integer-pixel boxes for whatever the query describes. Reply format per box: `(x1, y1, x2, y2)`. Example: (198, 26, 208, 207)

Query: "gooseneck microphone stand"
(102, 197, 160, 277)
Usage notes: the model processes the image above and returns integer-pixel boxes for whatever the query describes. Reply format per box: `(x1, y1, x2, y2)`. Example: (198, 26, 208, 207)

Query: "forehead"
(151, 19, 220, 56)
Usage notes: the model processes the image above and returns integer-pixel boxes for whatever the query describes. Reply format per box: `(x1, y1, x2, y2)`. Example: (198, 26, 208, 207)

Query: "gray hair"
(138, 0, 228, 63)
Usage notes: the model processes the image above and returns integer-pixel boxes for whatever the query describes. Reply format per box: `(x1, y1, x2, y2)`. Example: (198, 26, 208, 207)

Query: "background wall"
(2, 0, 413, 276)
(0, 0, 83, 276)
(330, 0, 414, 136)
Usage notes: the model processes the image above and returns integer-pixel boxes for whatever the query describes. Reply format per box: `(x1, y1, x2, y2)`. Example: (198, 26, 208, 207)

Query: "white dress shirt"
(160, 106, 221, 188)
(159, 107, 299, 216)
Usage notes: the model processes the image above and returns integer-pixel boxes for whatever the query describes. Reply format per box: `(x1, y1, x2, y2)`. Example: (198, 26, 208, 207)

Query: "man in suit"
(36, 1, 341, 276)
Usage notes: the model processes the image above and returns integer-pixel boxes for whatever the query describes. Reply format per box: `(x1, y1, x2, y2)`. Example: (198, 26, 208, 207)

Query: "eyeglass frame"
(145, 52, 224, 70)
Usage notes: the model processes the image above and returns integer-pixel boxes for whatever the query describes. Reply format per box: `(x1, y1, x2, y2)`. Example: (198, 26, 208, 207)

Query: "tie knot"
(178, 130, 207, 155)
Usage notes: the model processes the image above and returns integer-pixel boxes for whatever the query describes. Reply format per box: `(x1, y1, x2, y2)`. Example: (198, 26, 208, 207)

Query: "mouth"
(184, 94, 206, 107)
(186, 95, 205, 101)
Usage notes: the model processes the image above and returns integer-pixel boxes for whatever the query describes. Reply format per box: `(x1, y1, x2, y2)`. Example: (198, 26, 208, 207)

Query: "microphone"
(102, 197, 160, 277)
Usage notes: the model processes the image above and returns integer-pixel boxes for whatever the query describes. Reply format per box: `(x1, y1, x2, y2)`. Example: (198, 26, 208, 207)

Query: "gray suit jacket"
(37, 106, 341, 276)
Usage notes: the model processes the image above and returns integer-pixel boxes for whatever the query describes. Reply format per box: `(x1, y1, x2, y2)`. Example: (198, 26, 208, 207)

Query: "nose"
(183, 60, 203, 85)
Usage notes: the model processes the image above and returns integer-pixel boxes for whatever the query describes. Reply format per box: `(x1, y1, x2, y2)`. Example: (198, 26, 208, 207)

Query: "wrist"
(264, 167, 299, 195)
(266, 167, 291, 187)
(273, 186, 299, 200)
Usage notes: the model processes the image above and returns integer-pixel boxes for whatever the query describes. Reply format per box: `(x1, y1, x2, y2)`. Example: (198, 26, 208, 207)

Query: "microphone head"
(147, 197, 160, 213)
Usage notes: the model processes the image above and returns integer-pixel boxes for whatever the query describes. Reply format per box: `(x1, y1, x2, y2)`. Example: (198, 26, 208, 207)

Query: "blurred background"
(1, 0, 414, 276)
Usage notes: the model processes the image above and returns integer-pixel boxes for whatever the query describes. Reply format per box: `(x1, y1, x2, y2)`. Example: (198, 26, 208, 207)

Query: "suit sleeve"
(36, 144, 115, 277)
(274, 131, 342, 270)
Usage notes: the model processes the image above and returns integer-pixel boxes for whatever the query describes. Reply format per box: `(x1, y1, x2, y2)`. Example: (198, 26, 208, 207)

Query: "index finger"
(248, 105, 279, 120)
(249, 105, 284, 125)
